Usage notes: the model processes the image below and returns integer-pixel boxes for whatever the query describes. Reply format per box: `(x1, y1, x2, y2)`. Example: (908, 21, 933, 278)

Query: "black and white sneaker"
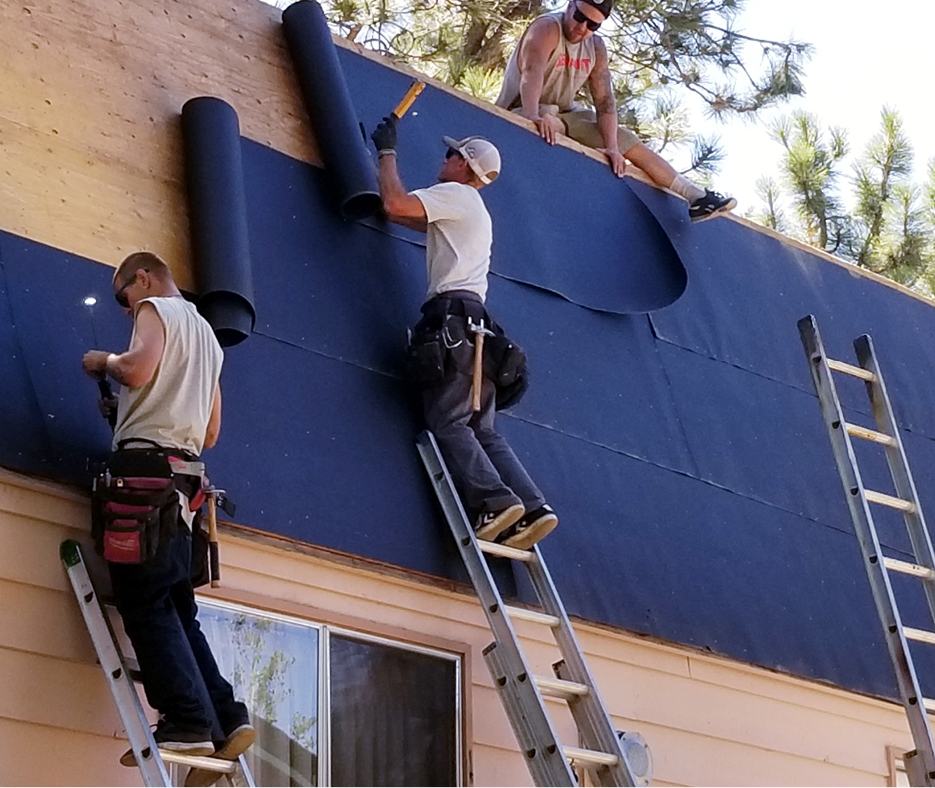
(475, 503, 525, 542)
(688, 190, 737, 222)
(500, 505, 559, 550)
(120, 720, 215, 766)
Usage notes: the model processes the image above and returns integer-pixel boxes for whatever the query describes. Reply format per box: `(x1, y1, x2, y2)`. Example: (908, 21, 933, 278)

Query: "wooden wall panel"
(0, 0, 317, 288)
(0, 466, 914, 786)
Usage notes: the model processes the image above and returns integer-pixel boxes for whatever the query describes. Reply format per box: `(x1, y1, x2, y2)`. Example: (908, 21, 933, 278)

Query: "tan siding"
(0, 467, 915, 786)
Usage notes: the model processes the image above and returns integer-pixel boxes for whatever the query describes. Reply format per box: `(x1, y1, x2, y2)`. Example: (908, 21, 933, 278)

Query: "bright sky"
(688, 0, 935, 216)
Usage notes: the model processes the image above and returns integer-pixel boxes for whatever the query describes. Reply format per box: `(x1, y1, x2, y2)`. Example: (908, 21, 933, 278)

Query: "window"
(199, 599, 462, 787)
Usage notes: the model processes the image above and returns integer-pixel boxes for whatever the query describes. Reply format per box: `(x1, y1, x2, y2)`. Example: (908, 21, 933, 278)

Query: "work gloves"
(371, 115, 398, 154)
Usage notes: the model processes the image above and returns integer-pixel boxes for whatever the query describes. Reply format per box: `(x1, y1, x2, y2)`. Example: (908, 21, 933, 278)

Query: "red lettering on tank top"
(555, 53, 591, 71)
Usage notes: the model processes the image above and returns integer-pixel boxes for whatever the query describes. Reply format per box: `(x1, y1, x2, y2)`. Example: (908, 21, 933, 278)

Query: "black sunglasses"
(572, 2, 602, 30)
(115, 273, 137, 308)
(445, 148, 463, 160)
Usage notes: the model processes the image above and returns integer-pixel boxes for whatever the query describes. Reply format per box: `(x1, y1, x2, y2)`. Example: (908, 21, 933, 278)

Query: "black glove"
(370, 115, 398, 153)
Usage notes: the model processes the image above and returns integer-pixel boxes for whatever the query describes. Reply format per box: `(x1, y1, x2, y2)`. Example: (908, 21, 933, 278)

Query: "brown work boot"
(183, 723, 256, 787)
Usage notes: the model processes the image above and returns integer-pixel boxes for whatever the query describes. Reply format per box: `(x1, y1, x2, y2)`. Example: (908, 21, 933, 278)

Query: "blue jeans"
(109, 524, 246, 742)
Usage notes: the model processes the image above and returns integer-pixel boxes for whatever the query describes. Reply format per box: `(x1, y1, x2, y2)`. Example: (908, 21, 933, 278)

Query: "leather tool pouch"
(92, 449, 177, 564)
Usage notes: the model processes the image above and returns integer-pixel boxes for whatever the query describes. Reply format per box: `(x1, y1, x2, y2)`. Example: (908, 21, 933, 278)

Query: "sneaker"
(120, 720, 215, 767)
(500, 505, 559, 550)
(688, 190, 737, 222)
(475, 503, 525, 542)
(184, 723, 257, 787)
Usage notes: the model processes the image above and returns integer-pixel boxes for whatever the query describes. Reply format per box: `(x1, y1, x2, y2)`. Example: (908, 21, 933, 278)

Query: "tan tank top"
(112, 296, 223, 456)
(495, 11, 596, 113)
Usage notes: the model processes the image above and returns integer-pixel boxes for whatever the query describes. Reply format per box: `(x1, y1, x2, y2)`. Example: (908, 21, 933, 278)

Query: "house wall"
(0, 467, 914, 786)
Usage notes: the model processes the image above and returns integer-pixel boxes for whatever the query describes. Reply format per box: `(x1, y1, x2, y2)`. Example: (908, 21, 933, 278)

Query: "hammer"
(392, 80, 425, 121)
(468, 318, 494, 411)
(206, 488, 224, 588)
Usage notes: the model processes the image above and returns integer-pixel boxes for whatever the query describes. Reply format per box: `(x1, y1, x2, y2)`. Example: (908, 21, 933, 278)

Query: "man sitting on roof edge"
(495, 0, 736, 222)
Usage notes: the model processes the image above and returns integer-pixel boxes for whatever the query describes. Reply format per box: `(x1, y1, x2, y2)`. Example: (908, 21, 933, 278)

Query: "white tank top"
(112, 296, 223, 456)
(495, 11, 596, 113)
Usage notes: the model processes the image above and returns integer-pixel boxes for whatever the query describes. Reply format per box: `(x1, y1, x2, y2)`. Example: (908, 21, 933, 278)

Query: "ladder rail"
(856, 334, 935, 618)
(799, 317, 935, 783)
(415, 432, 578, 786)
(61, 540, 171, 787)
(524, 549, 638, 787)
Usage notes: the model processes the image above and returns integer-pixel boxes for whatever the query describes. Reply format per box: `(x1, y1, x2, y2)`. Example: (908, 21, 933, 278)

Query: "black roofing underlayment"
(4, 44, 935, 703)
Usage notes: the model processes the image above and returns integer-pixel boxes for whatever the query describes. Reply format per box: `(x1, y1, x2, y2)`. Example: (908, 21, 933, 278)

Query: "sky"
(687, 0, 935, 217)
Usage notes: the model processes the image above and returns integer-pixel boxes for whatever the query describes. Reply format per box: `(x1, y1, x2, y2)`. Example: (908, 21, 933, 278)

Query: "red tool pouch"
(92, 450, 178, 564)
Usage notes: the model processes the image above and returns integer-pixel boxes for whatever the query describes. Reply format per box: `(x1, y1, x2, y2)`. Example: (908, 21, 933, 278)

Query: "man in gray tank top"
(82, 252, 255, 772)
(496, 0, 736, 222)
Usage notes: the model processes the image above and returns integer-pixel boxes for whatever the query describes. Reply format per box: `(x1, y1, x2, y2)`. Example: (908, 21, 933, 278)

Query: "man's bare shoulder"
(522, 14, 561, 52)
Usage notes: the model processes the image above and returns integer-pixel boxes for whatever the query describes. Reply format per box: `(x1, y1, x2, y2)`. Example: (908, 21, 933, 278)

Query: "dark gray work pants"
(421, 320, 545, 518)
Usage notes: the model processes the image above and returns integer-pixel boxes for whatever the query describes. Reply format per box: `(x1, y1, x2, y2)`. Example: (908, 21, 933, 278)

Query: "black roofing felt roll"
(282, 0, 381, 220)
(181, 96, 256, 347)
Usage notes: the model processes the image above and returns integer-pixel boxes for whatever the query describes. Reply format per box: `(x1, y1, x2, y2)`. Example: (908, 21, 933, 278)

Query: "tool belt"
(407, 293, 529, 410)
(91, 440, 206, 566)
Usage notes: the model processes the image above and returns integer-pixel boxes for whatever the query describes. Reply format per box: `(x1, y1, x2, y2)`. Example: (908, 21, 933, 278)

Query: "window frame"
(197, 596, 464, 787)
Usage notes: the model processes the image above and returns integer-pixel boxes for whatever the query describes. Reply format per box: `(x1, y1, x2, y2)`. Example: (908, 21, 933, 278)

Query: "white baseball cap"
(442, 135, 502, 184)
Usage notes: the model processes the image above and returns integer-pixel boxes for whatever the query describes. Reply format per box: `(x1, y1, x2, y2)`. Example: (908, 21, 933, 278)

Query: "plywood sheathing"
(0, 0, 319, 290)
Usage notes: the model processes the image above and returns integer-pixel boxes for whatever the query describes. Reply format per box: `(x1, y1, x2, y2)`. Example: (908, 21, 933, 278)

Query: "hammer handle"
(472, 332, 485, 412)
(207, 496, 220, 588)
(392, 81, 425, 120)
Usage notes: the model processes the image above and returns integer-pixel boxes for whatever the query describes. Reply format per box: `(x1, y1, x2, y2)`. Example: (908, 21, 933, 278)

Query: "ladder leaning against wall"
(799, 314, 935, 787)
(416, 430, 652, 787)
(60, 539, 255, 788)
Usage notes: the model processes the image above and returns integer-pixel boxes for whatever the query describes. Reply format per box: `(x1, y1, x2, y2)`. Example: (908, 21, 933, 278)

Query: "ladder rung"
(845, 422, 896, 446)
(827, 358, 876, 381)
(504, 605, 560, 627)
(883, 557, 935, 581)
(534, 675, 590, 700)
(865, 490, 917, 513)
(159, 751, 238, 773)
(562, 745, 619, 768)
(904, 627, 935, 647)
(478, 540, 534, 561)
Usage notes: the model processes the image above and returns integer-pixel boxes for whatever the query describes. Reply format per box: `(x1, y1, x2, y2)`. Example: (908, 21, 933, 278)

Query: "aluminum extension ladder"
(60, 539, 255, 787)
(416, 431, 651, 787)
(799, 315, 935, 786)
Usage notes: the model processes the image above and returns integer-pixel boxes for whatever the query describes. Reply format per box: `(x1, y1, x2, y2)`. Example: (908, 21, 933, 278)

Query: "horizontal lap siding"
(0, 468, 911, 786)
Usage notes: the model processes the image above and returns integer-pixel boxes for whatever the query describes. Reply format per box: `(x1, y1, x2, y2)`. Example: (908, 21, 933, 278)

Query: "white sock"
(668, 174, 705, 203)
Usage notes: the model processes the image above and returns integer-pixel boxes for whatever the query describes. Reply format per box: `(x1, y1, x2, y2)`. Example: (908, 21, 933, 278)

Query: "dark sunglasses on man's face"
(572, 2, 602, 30)
(445, 148, 463, 160)
(115, 274, 136, 309)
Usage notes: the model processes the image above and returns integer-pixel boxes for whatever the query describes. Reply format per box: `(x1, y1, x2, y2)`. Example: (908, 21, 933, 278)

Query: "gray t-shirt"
(411, 181, 492, 301)
(112, 296, 223, 456)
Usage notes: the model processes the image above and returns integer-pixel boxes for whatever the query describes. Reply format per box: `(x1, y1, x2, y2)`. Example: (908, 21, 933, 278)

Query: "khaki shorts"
(511, 105, 641, 154)
(558, 108, 641, 154)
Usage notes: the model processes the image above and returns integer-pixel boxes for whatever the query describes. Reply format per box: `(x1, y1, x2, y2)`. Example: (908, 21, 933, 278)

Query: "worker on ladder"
(82, 252, 254, 779)
(370, 117, 559, 549)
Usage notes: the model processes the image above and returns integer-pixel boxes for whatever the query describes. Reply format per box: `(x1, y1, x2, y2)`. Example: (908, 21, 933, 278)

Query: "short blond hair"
(114, 251, 173, 286)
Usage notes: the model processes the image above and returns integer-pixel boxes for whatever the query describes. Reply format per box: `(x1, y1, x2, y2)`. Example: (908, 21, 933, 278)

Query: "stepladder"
(416, 431, 652, 787)
(60, 539, 255, 787)
(799, 315, 935, 786)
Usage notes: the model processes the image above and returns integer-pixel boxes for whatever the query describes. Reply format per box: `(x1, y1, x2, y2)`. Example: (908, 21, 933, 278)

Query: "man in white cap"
(496, 0, 735, 222)
(370, 116, 558, 550)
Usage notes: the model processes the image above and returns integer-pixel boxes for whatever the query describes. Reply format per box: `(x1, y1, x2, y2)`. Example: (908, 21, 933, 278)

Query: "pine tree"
(757, 108, 935, 296)
(274, 0, 811, 171)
